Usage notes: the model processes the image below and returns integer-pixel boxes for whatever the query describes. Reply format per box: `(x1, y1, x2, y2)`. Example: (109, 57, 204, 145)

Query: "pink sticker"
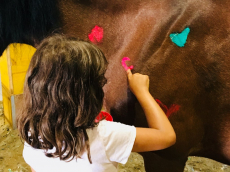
(121, 57, 134, 71)
(88, 25, 103, 43)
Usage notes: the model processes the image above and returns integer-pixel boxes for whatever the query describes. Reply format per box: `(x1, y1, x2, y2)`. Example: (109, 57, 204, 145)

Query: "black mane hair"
(0, 0, 61, 56)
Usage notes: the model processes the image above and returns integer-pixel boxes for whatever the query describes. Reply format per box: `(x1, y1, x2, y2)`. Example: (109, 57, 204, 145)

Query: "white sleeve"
(97, 120, 136, 164)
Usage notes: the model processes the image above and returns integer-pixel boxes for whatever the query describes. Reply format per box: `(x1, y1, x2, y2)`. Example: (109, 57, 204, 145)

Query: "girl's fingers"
(127, 69, 132, 79)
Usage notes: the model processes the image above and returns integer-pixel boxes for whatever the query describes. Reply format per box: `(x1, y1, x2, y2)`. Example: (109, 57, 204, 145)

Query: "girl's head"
(17, 34, 107, 162)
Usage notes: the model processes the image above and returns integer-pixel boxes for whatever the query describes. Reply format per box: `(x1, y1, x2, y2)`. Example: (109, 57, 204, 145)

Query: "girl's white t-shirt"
(23, 120, 136, 172)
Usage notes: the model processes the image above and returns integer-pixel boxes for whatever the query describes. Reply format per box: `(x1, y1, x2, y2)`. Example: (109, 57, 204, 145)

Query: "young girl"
(17, 35, 176, 172)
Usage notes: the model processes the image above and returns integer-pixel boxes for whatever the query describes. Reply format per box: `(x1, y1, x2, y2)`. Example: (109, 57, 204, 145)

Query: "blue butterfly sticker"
(170, 27, 190, 47)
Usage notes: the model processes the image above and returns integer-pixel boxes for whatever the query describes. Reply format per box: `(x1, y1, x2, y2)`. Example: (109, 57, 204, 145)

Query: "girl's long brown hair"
(17, 35, 107, 163)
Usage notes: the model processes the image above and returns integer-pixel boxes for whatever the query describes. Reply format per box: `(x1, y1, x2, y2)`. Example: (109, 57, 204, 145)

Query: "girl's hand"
(127, 69, 149, 96)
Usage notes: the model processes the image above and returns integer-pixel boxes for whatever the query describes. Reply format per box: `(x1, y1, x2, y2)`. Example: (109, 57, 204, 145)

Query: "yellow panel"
(0, 49, 10, 91)
(12, 72, 27, 95)
(10, 44, 36, 95)
(2, 90, 12, 126)
(10, 44, 36, 74)
(0, 43, 36, 127)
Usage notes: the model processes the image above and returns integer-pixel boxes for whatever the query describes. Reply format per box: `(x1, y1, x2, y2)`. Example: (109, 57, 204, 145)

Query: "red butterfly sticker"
(155, 99, 180, 118)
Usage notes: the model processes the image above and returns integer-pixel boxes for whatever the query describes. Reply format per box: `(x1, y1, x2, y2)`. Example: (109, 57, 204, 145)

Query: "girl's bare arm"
(126, 69, 176, 152)
(31, 167, 36, 172)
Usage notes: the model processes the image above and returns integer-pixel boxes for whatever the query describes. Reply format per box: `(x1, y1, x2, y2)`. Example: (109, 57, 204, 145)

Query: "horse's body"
(1, 0, 230, 171)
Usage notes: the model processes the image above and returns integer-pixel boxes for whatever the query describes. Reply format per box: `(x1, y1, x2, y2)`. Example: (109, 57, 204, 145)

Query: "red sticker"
(88, 25, 103, 43)
(95, 111, 113, 123)
(156, 99, 180, 118)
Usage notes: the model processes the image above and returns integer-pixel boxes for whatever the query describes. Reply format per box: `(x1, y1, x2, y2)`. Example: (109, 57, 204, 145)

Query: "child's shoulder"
(97, 120, 127, 130)
(96, 120, 135, 137)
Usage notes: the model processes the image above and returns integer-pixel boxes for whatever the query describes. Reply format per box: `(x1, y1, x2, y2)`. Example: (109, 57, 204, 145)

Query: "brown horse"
(1, 0, 230, 171)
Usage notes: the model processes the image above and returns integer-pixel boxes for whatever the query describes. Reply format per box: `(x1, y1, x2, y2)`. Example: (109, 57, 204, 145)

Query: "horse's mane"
(0, 0, 61, 55)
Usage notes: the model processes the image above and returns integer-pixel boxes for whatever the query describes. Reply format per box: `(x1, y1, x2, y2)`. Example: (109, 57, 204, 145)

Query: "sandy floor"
(1, 101, 230, 172)
(184, 157, 230, 172)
